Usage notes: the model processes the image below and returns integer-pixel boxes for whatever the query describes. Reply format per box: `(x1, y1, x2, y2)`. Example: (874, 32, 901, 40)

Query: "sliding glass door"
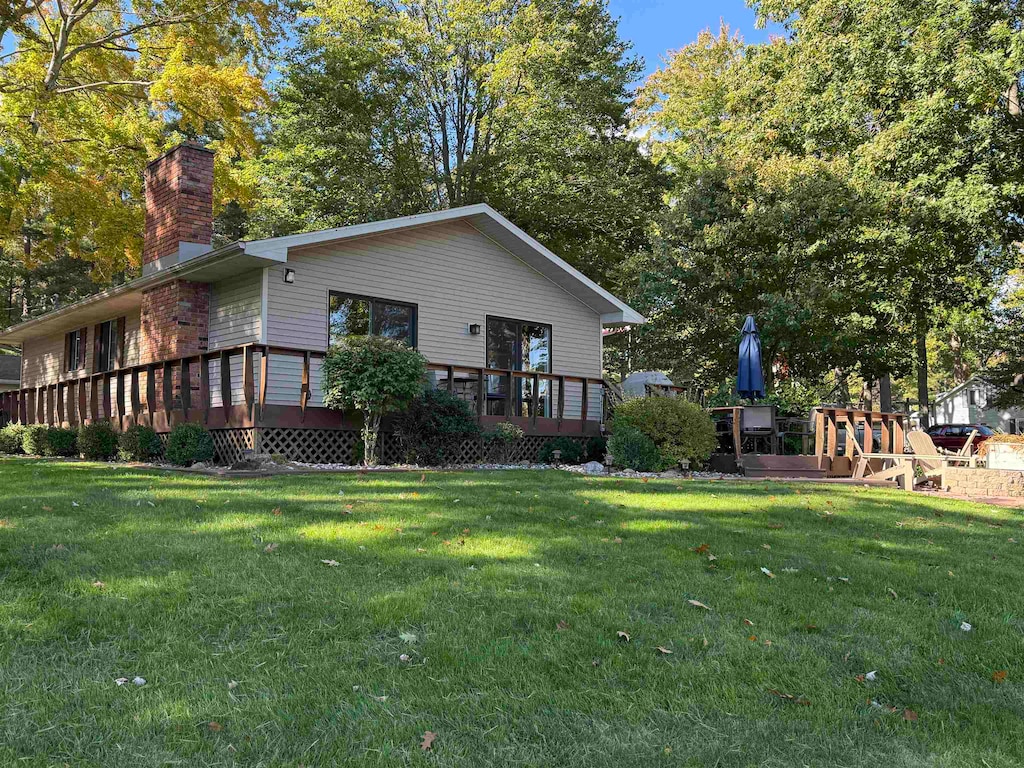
(485, 317, 551, 417)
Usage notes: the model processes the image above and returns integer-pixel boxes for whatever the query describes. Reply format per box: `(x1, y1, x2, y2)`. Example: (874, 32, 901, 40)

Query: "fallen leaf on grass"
(693, 543, 710, 554)
(399, 632, 418, 643)
(419, 473, 426, 483)
(320, 559, 340, 567)
(271, 507, 281, 516)
(616, 631, 631, 642)
(42, 506, 53, 511)
(420, 731, 437, 751)
(263, 543, 278, 553)
(748, 635, 758, 642)
(760, 567, 775, 578)
(92, 580, 105, 589)
(992, 670, 1008, 684)
(767, 523, 784, 530)
(556, 620, 570, 631)
(960, 621, 972, 632)
(768, 689, 810, 706)
(743, 618, 754, 626)
(902, 709, 918, 721)
(887, 588, 898, 599)
(227, 681, 239, 690)
(208, 721, 223, 732)
(656, 646, 673, 655)
(114, 677, 129, 686)
(687, 599, 711, 611)
(399, 654, 411, 662)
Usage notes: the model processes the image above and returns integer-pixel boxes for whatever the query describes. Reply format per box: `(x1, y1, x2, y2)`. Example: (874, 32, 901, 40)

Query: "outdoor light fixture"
(552, 449, 562, 465)
(283, 268, 296, 284)
(468, 323, 481, 335)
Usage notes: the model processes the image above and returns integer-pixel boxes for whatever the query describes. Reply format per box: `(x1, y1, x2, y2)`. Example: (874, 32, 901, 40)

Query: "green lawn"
(1, 459, 1022, 767)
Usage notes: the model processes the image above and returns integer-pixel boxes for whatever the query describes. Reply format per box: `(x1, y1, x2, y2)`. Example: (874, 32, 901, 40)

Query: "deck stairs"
(741, 454, 828, 479)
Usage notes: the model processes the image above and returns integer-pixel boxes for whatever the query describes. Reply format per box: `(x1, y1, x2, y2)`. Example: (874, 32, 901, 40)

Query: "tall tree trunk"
(916, 308, 930, 428)
(860, 379, 874, 411)
(879, 374, 893, 413)
(949, 330, 968, 385)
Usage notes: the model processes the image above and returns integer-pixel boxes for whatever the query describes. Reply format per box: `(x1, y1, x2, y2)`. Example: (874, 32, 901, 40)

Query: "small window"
(328, 292, 416, 347)
(65, 328, 86, 372)
(968, 389, 977, 406)
(95, 319, 123, 373)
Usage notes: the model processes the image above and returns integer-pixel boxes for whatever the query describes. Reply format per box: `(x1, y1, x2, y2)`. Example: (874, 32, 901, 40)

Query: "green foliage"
(77, 423, 118, 461)
(322, 336, 427, 466)
(118, 425, 163, 462)
(538, 437, 584, 465)
(612, 397, 718, 467)
(393, 388, 481, 466)
(22, 425, 50, 456)
(248, 0, 664, 285)
(165, 424, 216, 467)
(484, 422, 525, 464)
(0, 423, 25, 454)
(584, 435, 608, 463)
(607, 426, 662, 472)
(43, 427, 78, 457)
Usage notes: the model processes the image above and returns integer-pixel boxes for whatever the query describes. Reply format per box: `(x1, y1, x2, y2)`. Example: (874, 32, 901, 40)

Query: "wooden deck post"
(505, 371, 514, 417)
(732, 406, 742, 460)
(131, 368, 142, 425)
(557, 375, 565, 426)
(893, 416, 905, 454)
(826, 410, 838, 462)
(200, 355, 211, 424)
(102, 374, 112, 423)
(116, 371, 126, 426)
(300, 351, 310, 423)
(36, 385, 45, 424)
(78, 378, 88, 424)
(162, 361, 173, 422)
(219, 351, 232, 410)
(146, 364, 157, 426)
(862, 413, 873, 454)
(446, 365, 455, 395)
(180, 358, 191, 419)
(243, 346, 255, 420)
(581, 378, 590, 423)
(56, 383, 65, 426)
(531, 372, 540, 426)
(880, 414, 891, 454)
(476, 369, 485, 419)
(258, 349, 269, 422)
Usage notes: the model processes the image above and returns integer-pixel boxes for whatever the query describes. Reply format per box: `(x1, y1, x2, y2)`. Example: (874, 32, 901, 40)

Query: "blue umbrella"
(736, 314, 765, 400)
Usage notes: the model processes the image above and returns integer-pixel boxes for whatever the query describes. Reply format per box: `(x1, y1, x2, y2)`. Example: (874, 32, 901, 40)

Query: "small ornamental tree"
(321, 336, 427, 466)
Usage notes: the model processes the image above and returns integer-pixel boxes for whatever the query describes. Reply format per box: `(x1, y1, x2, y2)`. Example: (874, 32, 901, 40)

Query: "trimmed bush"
(0, 423, 25, 454)
(394, 388, 481, 466)
(538, 436, 584, 465)
(118, 425, 163, 462)
(44, 427, 78, 457)
(484, 421, 524, 463)
(165, 423, 215, 466)
(78, 422, 118, 460)
(607, 426, 662, 472)
(611, 397, 717, 467)
(22, 424, 50, 456)
(322, 336, 427, 466)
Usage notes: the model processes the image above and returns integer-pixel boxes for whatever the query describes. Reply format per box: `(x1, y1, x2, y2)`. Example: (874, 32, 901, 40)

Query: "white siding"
(263, 220, 603, 417)
(208, 270, 262, 349)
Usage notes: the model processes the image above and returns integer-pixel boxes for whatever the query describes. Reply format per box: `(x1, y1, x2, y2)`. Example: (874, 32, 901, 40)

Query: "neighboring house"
(0, 355, 20, 392)
(0, 144, 643, 462)
(931, 376, 1023, 434)
(621, 370, 679, 399)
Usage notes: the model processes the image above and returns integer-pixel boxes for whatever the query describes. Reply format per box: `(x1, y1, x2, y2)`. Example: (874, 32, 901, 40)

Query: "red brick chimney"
(143, 143, 215, 273)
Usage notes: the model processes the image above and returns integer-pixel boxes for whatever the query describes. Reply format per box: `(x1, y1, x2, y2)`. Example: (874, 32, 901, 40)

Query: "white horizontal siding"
(209, 270, 262, 349)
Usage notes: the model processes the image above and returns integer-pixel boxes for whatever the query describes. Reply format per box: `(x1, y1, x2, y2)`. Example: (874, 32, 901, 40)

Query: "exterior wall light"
(283, 268, 296, 284)
(468, 323, 481, 335)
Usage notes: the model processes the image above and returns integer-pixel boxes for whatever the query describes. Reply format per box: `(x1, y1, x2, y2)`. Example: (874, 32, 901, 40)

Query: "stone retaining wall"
(944, 467, 1024, 497)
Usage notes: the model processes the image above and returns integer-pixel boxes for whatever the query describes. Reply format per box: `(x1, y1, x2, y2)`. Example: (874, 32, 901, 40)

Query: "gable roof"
(0, 204, 643, 344)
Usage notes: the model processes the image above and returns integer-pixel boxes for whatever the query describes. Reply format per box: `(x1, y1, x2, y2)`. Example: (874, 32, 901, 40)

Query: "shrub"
(0, 423, 25, 454)
(584, 435, 607, 463)
(607, 426, 662, 472)
(484, 421, 524, 463)
(118, 424, 163, 462)
(393, 388, 481, 465)
(165, 423, 215, 466)
(538, 436, 584, 465)
(322, 336, 427, 466)
(78, 422, 118, 460)
(611, 397, 717, 467)
(44, 427, 78, 457)
(22, 424, 50, 455)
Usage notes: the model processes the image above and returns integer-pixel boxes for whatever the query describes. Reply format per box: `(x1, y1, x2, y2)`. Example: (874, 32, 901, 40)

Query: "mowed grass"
(1, 460, 1022, 767)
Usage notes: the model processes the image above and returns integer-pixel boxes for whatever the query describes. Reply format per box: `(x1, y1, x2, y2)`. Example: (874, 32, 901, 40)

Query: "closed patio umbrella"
(736, 314, 765, 400)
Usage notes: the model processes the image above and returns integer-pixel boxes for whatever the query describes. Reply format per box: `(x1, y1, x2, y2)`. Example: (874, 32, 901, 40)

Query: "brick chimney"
(142, 143, 215, 275)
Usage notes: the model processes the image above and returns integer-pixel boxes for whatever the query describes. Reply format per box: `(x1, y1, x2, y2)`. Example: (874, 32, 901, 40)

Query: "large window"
(65, 328, 86, 372)
(328, 292, 417, 347)
(95, 319, 122, 373)
(485, 316, 552, 417)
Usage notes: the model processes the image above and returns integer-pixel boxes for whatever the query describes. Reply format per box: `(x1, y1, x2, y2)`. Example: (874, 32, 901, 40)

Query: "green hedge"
(118, 425, 163, 462)
(607, 426, 662, 472)
(43, 427, 78, 457)
(0, 423, 25, 454)
(165, 423, 215, 466)
(393, 388, 481, 466)
(538, 436, 585, 464)
(22, 425, 50, 456)
(78, 422, 118, 460)
(611, 397, 717, 468)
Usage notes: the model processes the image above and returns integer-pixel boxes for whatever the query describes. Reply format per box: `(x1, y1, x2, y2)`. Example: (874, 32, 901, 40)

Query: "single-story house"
(0, 355, 20, 392)
(0, 144, 644, 462)
(931, 376, 1022, 434)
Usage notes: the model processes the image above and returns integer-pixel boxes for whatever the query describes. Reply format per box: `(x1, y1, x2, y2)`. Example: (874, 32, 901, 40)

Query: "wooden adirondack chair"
(851, 429, 979, 490)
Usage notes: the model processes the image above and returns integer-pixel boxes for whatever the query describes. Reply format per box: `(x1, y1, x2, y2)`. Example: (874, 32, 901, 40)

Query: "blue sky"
(608, 0, 783, 79)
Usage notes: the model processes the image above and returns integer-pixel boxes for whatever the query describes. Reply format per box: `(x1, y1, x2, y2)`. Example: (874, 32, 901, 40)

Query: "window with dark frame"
(485, 316, 552, 418)
(95, 319, 122, 373)
(328, 292, 417, 347)
(65, 328, 86, 372)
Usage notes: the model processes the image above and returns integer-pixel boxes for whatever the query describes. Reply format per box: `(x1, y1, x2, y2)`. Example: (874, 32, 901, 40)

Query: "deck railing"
(0, 344, 605, 435)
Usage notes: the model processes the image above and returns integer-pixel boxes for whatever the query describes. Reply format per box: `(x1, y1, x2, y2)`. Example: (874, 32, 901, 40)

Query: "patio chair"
(851, 429, 979, 489)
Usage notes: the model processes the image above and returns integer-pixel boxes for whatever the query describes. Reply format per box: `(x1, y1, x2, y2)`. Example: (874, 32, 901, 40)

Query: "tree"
(247, 0, 665, 284)
(321, 335, 427, 465)
(0, 0, 287, 311)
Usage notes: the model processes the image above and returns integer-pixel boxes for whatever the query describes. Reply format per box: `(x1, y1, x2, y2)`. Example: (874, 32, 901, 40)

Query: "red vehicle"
(925, 424, 995, 452)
